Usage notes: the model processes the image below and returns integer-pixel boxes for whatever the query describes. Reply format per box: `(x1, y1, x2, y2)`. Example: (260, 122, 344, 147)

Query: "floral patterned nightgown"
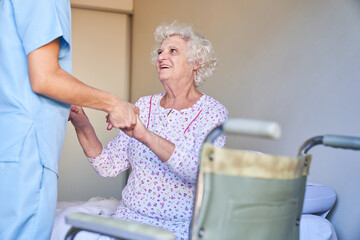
(88, 93, 228, 239)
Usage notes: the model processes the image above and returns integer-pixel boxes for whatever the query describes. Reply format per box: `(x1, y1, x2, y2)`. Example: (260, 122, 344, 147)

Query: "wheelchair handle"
(323, 135, 360, 150)
(297, 134, 360, 156)
(205, 118, 281, 143)
(223, 118, 281, 139)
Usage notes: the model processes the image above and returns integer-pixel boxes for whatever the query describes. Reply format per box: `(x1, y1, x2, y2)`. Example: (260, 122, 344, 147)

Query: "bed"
(51, 183, 338, 240)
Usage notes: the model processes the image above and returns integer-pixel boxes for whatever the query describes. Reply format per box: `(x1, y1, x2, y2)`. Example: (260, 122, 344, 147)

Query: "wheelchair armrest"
(65, 212, 176, 240)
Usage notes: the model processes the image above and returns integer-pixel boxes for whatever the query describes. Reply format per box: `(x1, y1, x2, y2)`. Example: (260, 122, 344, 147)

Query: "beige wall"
(131, 0, 360, 239)
(58, 7, 131, 201)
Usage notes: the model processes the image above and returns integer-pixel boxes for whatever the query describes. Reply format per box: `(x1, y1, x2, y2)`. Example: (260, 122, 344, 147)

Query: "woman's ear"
(193, 61, 200, 71)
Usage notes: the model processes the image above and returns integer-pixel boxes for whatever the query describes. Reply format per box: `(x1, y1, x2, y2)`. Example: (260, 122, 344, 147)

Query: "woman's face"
(156, 35, 196, 85)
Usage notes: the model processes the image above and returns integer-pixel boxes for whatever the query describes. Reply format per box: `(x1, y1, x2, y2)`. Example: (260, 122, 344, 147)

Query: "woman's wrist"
(74, 120, 93, 133)
(139, 129, 152, 146)
(75, 127, 102, 158)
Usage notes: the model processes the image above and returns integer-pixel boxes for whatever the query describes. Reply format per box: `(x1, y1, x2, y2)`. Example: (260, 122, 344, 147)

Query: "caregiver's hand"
(106, 100, 138, 130)
(106, 106, 140, 130)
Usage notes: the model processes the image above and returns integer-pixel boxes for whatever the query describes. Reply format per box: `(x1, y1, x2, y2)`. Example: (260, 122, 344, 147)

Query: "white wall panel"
(71, 0, 133, 13)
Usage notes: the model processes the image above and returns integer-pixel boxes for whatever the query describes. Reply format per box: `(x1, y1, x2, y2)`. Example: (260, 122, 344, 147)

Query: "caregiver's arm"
(27, 38, 137, 129)
(68, 106, 103, 158)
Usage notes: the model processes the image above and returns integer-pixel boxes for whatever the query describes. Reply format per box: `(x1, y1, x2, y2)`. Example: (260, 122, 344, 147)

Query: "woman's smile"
(156, 35, 194, 83)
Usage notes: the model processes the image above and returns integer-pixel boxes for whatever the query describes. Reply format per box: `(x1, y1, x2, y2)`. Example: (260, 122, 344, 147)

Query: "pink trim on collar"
(184, 109, 202, 134)
(147, 95, 154, 129)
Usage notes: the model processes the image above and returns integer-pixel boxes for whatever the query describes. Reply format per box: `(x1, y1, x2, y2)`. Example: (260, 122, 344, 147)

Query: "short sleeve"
(11, 0, 71, 58)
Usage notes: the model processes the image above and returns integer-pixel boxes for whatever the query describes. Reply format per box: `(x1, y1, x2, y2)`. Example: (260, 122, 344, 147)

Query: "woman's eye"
(170, 48, 177, 53)
(157, 50, 163, 55)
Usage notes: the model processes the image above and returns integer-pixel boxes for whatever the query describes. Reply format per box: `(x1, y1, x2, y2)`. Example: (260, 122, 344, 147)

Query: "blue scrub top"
(0, 0, 72, 175)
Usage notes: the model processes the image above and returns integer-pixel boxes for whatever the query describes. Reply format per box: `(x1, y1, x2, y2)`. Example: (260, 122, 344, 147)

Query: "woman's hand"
(123, 116, 149, 143)
(68, 105, 91, 130)
(121, 115, 175, 162)
(107, 115, 149, 143)
(69, 105, 103, 158)
(106, 109, 175, 163)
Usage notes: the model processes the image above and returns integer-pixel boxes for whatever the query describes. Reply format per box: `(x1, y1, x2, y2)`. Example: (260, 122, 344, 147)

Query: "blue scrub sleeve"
(11, 0, 71, 58)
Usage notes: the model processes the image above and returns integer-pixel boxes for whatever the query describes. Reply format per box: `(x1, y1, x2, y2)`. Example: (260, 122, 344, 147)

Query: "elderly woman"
(69, 21, 228, 240)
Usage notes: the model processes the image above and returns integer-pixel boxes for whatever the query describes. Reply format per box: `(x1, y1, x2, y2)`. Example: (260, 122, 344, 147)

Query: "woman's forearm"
(142, 130, 175, 162)
(75, 125, 103, 158)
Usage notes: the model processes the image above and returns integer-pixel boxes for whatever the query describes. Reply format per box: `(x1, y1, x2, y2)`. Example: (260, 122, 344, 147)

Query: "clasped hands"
(105, 107, 148, 142)
(69, 105, 148, 143)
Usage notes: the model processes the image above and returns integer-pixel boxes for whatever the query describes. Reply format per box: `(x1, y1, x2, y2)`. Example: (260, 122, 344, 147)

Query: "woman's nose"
(158, 52, 167, 61)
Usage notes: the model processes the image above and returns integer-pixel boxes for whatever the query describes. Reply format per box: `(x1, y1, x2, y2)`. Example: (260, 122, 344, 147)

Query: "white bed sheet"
(53, 197, 338, 240)
(300, 214, 338, 240)
(51, 197, 119, 240)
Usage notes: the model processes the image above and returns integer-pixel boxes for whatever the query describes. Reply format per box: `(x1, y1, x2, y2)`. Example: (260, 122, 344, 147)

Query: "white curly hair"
(151, 21, 217, 87)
